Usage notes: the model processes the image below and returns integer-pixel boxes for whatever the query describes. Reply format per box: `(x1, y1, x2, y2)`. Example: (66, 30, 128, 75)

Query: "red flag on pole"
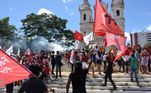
(93, 0, 106, 36)
(93, 0, 124, 37)
(105, 32, 127, 50)
(0, 49, 32, 87)
(114, 47, 132, 61)
(74, 31, 83, 41)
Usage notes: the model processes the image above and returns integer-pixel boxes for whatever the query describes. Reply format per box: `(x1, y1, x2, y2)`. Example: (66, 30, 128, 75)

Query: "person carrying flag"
(103, 52, 117, 90)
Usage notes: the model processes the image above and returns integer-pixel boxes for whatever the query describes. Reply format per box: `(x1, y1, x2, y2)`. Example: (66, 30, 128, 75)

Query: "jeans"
(51, 63, 55, 74)
(56, 65, 62, 78)
(130, 69, 139, 83)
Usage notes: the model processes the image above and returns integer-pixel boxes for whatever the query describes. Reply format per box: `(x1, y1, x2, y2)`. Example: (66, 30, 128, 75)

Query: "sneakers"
(131, 79, 134, 82)
(113, 86, 117, 90)
(102, 84, 117, 90)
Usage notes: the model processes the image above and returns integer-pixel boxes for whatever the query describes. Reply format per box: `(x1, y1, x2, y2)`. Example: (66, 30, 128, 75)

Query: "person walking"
(103, 53, 117, 90)
(55, 51, 63, 79)
(129, 53, 139, 85)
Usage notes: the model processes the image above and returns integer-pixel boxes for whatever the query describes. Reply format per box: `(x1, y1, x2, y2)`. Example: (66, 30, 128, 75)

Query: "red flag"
(114, 47, 132, 61)
(93, 0, 106, 36)
(0, 49, 32, 87)
(93, 0, 124, 37)
(105, 32, 126, 51)
(74, 31, 83, 41)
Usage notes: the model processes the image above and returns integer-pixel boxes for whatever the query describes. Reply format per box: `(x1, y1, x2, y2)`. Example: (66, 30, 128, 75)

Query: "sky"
(0, 0, 151, 41)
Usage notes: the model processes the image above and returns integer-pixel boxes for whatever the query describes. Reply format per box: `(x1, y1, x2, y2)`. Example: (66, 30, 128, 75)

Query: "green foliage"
(21, 13, 74, 42)
(0, 17, 16, 48)
(0, 17, 16, 39)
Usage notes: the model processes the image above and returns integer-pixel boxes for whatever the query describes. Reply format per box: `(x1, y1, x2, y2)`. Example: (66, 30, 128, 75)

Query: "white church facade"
(79, 0, 125, 46)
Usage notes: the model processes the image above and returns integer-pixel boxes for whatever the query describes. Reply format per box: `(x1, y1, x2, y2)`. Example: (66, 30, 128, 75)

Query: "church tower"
(79, 0, 93, 36)
(111, 0, 125, 32)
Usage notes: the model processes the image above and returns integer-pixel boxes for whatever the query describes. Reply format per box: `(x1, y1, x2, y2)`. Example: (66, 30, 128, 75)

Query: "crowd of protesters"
(4, 44, 151, 93)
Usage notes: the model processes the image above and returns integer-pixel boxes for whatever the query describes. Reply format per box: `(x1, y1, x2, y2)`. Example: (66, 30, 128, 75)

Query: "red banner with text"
(0, 49, 32, 87)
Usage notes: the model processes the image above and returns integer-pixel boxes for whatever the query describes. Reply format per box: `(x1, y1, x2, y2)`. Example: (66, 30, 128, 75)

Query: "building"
(130, 32, 151, 48)
(79, 0, 125, 46)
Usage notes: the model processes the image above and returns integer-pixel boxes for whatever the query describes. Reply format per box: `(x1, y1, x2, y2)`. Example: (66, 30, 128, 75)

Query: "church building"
(79, 0, 125, 46)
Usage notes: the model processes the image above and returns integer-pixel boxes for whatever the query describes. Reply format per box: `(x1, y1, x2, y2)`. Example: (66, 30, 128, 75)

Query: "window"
(83, 14, 86, 21)
(116, 10, 120, 16)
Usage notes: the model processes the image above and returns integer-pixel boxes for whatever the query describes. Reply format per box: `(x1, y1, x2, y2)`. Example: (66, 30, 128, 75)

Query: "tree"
(0, 17, 16, 38)
(21, 13, 74, 42)
(0, 17, 16, 48)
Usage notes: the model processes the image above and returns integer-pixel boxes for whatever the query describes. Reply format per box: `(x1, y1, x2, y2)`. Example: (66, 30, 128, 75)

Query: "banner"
(0, 49, 32, 87)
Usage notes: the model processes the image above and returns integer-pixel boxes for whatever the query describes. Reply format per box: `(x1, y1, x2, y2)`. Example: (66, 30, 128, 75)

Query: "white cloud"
(38, 8, 54, 15)
(9, 8, 13, 11)
(125, 32, 130, 43)
(62, 0, 74, 3)
(62, 0, 66, 3)
(69, 12, 74, 16)
(65, 6, 68, 11)
(146, 25, 151, 31)
(67, 0, 73, 2)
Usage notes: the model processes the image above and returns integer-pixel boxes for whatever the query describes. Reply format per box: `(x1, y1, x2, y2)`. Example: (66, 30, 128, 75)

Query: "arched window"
(116, 10, 120, 16)
(83, 14, 86, 21)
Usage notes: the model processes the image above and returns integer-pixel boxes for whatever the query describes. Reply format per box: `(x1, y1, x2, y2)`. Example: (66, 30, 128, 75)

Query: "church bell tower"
(111, 0, 125, 32)
(79, 0, 93, 36)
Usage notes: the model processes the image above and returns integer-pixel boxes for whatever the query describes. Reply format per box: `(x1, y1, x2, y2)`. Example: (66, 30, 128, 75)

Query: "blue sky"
(0, 0, 151, 35)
